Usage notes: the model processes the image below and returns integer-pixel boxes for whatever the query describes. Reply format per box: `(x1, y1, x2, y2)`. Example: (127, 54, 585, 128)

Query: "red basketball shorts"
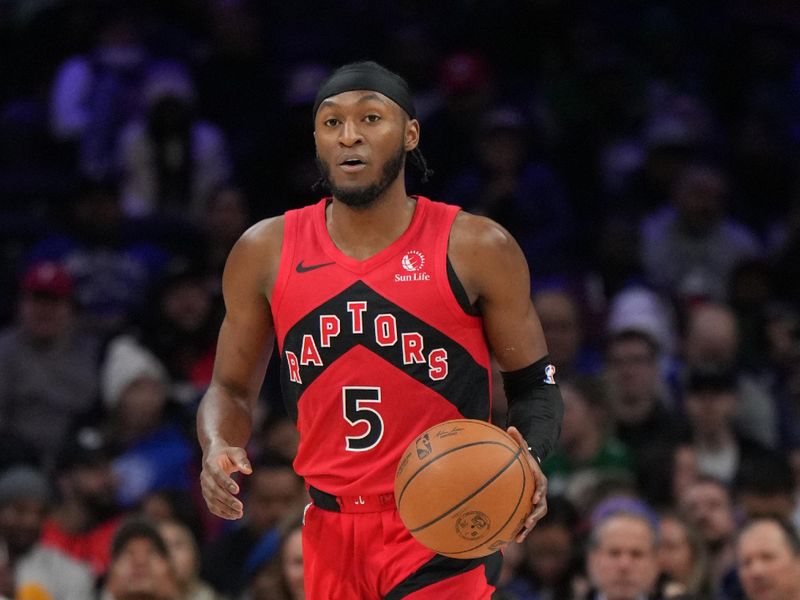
(302, 488, 500, 599)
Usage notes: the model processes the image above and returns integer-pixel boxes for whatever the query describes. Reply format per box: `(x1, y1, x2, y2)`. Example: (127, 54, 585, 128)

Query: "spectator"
(443, 106, 574, 277)
(26, 177, 171, 337)
(117, 60, 232, 218)
(0, 261, 99, 469)
(542, 377, 635, 502)
(679, 302, 778, 450)
(518, 495, 581, 600)
(198, 184, 251, 284)
(100, 336, 194, 509)
(681, 363, 774, 486)
(40, 427, 123, 578)
(156, 519, 221, 600)
(200, 452, 305, 597)
(733, 453, 797, 525)
(239, 510, 304, 600)
(276, 513, 304, 600)
(102, 518, 180, 600)
(605, 285, 679, 378)
(678, 476, 741, 598)
(604, 328, 683, 456)
(0, 466, 94, 600)
(137, 259, 222, 406)
(421, 51, 496, 192)
(584, 508, 662, 600)
(736, 516, 800, 600)
(49, 9, 151, 179)
(533, 289, 602, 380)
(640, 163, 762, 303)
(658, 511, 714, 599)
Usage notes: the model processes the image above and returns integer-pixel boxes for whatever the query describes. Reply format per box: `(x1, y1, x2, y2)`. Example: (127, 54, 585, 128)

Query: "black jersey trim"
(446, 257, 480, 316)
(383, 551, 501, 599)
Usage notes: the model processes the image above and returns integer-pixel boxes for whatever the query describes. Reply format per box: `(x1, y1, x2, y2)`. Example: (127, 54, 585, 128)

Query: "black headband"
(313, 61, 416, 120)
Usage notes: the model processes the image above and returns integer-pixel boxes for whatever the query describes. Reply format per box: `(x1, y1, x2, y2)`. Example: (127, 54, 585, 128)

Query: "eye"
(324, 118, 340, 127)
(364, 114, 381, 123)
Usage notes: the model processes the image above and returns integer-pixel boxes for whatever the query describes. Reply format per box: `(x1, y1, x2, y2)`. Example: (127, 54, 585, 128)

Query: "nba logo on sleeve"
(543, 364, 556, 385)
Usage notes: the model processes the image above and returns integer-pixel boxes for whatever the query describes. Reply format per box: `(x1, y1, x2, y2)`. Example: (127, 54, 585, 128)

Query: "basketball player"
(197, 61, 564, 599)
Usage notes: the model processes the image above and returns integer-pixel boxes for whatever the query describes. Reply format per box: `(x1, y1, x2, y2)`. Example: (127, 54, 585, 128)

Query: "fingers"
(226, 447, 253, 476)
(201, 446, 251, 520)
(505, 426, 526, 449)
(506, 426, 550, 542)
(515, 494, 549, 543)
(201, 473, 244, 520)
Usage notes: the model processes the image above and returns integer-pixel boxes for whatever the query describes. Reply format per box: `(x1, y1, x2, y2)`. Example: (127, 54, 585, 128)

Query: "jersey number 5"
(343, 387, 383, 451)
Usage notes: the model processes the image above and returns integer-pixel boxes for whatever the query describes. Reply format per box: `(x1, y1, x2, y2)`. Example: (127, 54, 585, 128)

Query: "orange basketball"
(394, 419, 535, 559)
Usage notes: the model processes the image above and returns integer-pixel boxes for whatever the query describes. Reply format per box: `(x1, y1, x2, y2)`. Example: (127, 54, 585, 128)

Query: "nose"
(338, 119, 363, 146)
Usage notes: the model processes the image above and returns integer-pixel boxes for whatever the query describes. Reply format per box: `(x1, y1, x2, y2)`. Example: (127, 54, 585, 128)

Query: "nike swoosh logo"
(296, 260, 336, 273)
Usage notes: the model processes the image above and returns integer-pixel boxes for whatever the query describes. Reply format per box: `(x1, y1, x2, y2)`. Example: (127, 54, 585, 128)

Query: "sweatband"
(501, 355, 564, 461)
(313, 61, 416, 119)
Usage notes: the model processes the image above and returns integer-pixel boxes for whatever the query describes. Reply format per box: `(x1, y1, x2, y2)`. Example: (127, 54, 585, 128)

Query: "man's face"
(684, 389, 736, 438)
(246, 469, 304, 534)
(738, 521, 800, 600)
(67, 462, 118, 514)
(607, 337, 659, 421)
(533, 291, 580, 368)
(314, 90, 418, 208)
(19, 293, 73, 341)
(680, 481, 736, 546)
(106, 537, 178, 600)
(0, 498, 46, 555)
(588, 515, 659, 600)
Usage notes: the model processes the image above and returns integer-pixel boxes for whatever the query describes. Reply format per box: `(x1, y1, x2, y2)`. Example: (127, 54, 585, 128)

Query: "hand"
(506, 426, 548, 543)
(200, 443, 253, 520)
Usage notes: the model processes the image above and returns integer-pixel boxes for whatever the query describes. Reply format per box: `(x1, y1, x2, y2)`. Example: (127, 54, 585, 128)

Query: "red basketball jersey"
(271, 196, 492, 496)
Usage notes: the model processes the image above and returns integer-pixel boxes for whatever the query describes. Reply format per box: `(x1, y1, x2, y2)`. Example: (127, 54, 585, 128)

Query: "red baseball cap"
(21, 261, 74, 297)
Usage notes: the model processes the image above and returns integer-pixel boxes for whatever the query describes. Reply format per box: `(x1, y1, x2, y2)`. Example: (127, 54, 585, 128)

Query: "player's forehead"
(317, 90, 398, 113)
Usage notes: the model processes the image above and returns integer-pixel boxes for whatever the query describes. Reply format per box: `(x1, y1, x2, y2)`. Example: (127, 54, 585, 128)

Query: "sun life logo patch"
(401, 250, 425, 272)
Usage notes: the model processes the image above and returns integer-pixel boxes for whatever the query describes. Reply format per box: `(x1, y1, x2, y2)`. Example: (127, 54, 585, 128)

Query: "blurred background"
(0, 0, 799, 599)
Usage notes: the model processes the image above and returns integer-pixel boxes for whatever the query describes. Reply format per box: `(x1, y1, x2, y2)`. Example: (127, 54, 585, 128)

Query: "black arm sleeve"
(501, 355, 564, 461)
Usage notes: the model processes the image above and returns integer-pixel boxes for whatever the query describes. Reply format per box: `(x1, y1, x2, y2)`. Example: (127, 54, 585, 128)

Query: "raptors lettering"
(285, 300, 449, 384)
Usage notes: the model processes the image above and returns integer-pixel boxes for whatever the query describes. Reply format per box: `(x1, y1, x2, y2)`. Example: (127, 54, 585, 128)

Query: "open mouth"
(339, 157, 366, 172)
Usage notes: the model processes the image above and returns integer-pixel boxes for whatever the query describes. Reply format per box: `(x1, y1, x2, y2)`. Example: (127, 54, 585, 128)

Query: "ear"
(404, 118, 420, 152)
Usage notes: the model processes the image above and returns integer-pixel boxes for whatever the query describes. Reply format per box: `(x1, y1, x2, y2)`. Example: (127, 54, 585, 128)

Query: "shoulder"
(450, 210, 518, 255)
(449, 210, 525, 271)
(448, 210, 529, 299)
(232, 215, 285, 257)
(223, 216, 285, 294)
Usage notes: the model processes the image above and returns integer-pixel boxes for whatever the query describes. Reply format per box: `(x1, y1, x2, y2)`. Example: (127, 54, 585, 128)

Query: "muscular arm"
(449, 211, 560, 538)
(197, 217, 283, 519)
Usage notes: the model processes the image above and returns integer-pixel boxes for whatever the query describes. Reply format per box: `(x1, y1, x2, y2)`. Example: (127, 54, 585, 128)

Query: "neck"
(327, 179, 415, 259)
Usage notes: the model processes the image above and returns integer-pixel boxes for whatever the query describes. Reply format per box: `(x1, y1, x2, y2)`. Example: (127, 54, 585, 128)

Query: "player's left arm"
(449, 212, 564, 541)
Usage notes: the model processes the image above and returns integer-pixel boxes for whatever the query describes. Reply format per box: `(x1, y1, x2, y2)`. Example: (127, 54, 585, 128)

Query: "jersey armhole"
(446, 257, 480, 316)
(270, 212, 298, 344)
(435, 204, 483, 324)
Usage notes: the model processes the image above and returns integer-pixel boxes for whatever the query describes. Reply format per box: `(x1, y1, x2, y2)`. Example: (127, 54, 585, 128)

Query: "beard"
(316, 142, 406, 209)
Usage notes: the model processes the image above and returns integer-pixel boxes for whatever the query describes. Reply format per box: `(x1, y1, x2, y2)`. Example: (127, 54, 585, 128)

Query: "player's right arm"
(197, 217, 284, 520)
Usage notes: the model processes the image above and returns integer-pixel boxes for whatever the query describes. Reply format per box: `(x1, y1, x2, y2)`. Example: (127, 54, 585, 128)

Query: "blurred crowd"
(0, 0, 799, 599)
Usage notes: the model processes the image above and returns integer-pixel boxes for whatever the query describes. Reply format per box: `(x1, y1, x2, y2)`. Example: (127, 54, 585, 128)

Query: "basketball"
(394, 419, 535, 559)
